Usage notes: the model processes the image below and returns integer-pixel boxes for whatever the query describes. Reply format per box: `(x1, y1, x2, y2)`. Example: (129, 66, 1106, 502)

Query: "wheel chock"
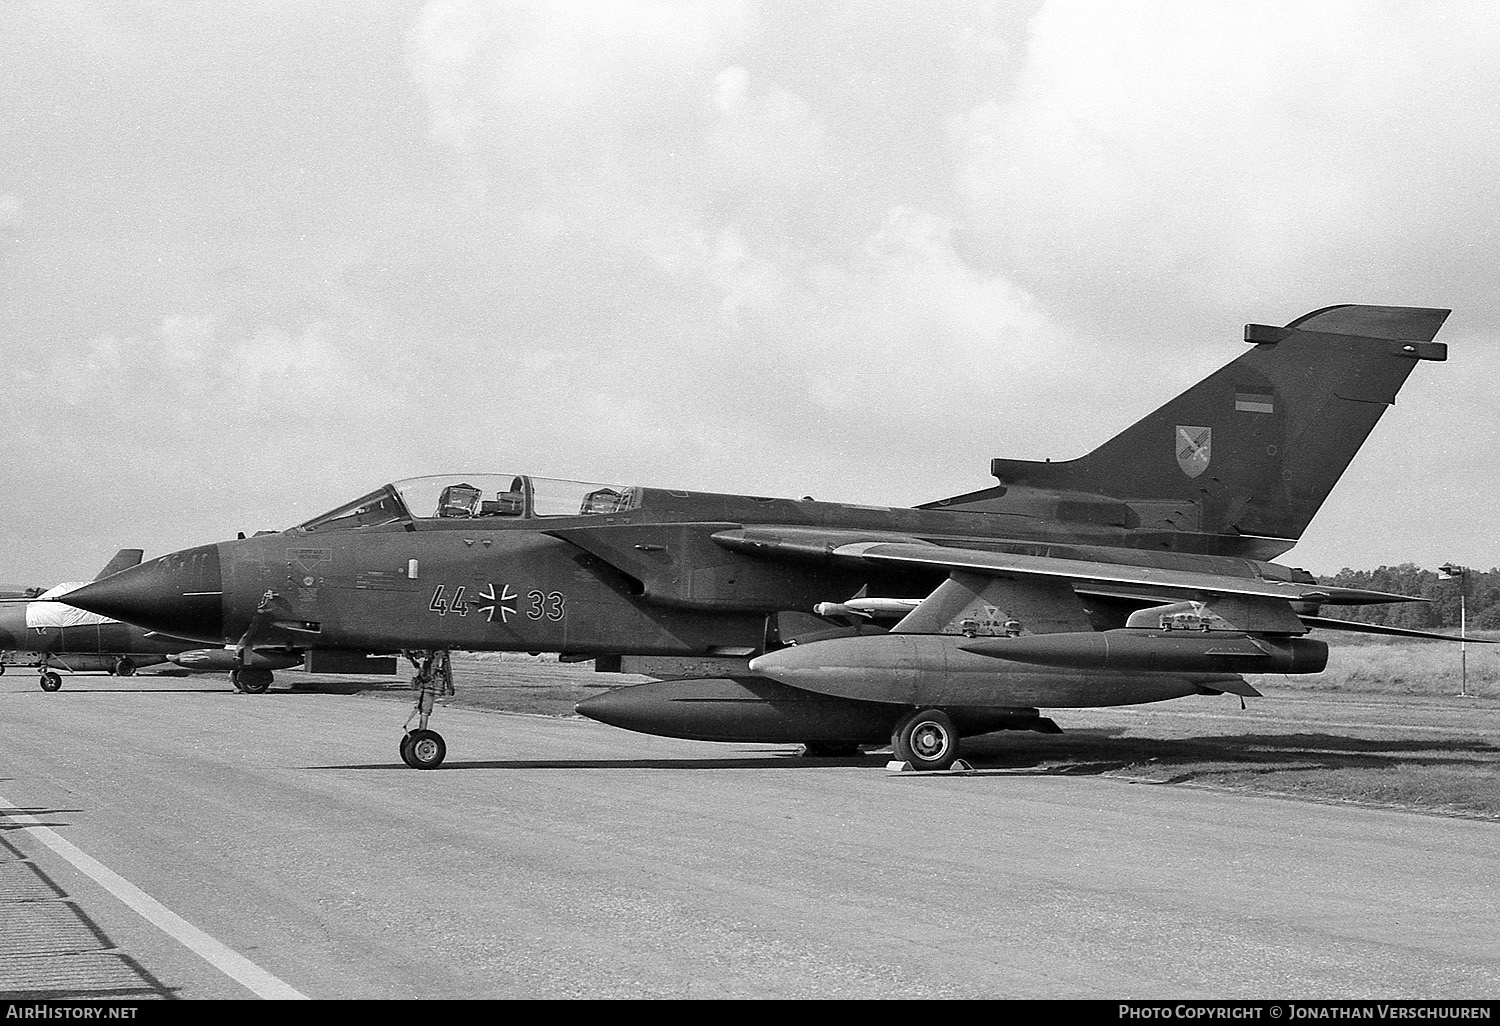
(885, 758, 978, 775)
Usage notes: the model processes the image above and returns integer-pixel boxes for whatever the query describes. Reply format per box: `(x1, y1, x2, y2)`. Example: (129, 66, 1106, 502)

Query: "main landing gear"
(400, 650, 454, 770)
(231, 668, 274, 694)
(39, 669, 63, 692)
(891, 708, 960, 772)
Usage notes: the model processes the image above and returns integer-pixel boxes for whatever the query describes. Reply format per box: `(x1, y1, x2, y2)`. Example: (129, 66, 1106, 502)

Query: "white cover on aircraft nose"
(25, 582, 116, 628)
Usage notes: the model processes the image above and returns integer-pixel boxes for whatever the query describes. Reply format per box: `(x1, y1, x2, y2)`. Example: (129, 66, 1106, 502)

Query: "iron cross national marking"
(477, 583, 519, 623)
(1176, 425, 1211, 478)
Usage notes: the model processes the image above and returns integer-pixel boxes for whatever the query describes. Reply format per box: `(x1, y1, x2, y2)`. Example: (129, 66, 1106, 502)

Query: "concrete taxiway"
(1, 673, 1497, 999)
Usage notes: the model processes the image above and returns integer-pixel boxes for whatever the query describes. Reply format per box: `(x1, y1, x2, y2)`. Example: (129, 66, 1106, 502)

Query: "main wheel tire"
(40, 671, 63, 692)
(403, 729, 446, 770)
(113, 657, 136, 677)
(236, 669, 273, 694)
(0, 663, 7, 675)
(892, 709, 959, 772)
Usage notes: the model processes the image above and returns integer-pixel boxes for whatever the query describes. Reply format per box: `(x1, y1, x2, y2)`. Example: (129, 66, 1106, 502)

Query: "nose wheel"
(400, 729, 447, 769)
(39, 670, 63, 692)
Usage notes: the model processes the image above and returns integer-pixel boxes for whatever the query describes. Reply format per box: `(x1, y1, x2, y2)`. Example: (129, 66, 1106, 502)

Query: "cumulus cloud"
(16, 313, 396, 433)
(704, 65, 830, 197)
(391, 0, 1077, 497)
(0, 193, 20, 230)
(952, 0, 1500, 326)
(409, 0, 755, 167)
(736, 207, 1063, 415)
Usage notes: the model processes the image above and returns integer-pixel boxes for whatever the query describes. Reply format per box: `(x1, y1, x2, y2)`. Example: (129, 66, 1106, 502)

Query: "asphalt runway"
(2, 672, 1498, 1000)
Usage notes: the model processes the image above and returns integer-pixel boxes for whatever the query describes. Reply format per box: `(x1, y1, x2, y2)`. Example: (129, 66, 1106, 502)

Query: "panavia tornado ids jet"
(63, 305, 1459, 769)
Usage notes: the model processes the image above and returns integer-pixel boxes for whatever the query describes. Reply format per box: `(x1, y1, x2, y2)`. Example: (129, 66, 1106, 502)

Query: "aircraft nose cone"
(62, 544, 225, 643)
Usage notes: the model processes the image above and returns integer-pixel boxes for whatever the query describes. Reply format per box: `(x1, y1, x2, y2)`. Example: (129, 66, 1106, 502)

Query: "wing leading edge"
(710, 528, 1418, 608)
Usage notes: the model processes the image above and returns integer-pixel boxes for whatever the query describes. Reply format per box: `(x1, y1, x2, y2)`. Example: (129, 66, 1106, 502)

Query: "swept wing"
(710, 528, 1417, 609)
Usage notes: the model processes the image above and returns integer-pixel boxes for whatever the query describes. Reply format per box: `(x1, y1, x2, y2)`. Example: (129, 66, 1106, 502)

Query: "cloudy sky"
(2, 0, 1497, 586)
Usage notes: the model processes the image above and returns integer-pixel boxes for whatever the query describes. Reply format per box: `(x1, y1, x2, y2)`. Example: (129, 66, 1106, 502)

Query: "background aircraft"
(0, 549, 308, 691)
(2, 549, 186, 689)
(64, 304, 1459, 769)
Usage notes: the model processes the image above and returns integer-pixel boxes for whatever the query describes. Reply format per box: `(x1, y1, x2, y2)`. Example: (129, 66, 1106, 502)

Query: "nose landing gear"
(400, 650, 454, 769)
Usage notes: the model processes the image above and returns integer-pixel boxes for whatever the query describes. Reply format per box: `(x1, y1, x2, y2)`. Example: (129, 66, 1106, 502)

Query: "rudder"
(927, 305, 1449, 556)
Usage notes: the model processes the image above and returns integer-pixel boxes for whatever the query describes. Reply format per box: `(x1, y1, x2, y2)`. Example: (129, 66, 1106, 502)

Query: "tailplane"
(924, 305, 1449, 558)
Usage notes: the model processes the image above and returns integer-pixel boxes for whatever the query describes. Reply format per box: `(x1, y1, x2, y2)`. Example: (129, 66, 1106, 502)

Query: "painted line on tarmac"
(0, 793, 309, 1000)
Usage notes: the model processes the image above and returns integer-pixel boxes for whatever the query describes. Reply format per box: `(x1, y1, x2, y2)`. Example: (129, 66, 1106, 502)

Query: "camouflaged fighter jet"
(63, 305, 1461, 770)
(0, 549, 254, 690)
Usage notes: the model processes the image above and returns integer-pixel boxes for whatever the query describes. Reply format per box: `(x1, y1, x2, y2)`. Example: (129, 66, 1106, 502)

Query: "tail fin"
(94, 549, 144, 580)
(925, 305, 1449, 558)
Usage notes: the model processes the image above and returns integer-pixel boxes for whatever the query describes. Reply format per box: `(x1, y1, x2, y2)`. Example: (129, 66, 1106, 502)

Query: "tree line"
(1320, 564, 1500, 631)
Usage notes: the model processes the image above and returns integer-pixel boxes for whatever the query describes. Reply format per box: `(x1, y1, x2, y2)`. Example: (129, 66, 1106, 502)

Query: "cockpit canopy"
(296, 474, 641, 533)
